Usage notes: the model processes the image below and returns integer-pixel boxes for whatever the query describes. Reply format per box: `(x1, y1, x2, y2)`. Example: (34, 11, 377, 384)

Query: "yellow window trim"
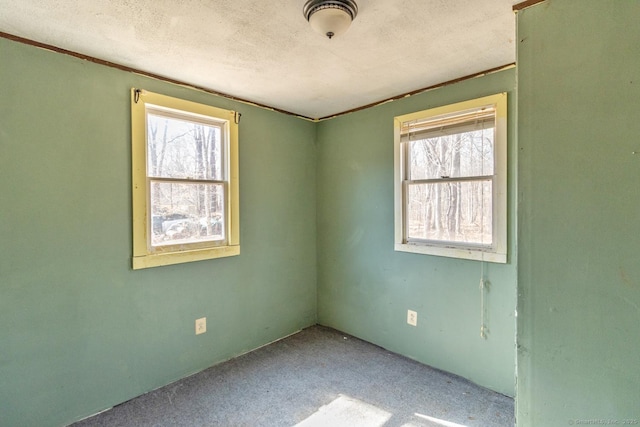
(131, 89, 240, 269)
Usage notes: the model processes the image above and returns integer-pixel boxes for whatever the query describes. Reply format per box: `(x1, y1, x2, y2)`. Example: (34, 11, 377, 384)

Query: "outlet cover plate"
(195, 317, 206, 335)
(407, 310, 417, 326)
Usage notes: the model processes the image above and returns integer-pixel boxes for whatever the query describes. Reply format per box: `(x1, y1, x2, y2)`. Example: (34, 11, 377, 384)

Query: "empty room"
(1, 1, 638, 426)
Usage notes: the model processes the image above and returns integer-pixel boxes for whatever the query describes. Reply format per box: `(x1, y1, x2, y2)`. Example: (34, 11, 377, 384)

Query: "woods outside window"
(394, 93, 507, 263)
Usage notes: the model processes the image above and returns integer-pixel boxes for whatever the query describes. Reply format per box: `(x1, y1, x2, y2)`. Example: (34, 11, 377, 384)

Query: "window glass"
(147, 112, 223, 181)
(407, 126, 494, 181)
(150, 182, 225, 248)
(406, 181, 492, 245)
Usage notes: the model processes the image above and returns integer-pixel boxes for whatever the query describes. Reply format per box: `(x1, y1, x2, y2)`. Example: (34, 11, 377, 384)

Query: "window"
(394, 93, 507, 263)
(131, 89, 239, 269)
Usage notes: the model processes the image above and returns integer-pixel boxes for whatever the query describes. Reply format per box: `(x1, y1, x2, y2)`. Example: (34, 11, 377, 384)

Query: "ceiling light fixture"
(303, 0, 358, 40)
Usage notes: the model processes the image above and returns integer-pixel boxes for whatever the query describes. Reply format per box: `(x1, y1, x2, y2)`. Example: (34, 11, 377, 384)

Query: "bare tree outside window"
(406, 127, 494, 245)
(147, 112, 226, 248)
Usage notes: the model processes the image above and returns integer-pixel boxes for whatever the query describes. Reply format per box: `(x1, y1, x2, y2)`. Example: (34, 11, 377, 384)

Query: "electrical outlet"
(407, 310, 417, 326)
(195, 317, 206, 335)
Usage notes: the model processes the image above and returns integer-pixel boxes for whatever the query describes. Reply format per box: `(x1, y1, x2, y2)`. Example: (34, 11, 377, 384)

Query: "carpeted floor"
(72, 326, 514, 426)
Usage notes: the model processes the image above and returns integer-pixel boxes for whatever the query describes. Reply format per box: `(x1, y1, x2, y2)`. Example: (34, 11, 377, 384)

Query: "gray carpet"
(71, 326, 514, 426)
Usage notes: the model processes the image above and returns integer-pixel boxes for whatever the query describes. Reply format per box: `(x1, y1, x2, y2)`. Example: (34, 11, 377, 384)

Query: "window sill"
(394, 242, 506, 264)
(133, 245, 240, 270)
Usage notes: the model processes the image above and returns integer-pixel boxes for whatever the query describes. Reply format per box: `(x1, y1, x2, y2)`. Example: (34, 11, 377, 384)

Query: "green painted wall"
(516, 1, 640, 425)
(0, 38, 317, 426)
(316, 69, 517, 397)
(17, 4, 640, 422)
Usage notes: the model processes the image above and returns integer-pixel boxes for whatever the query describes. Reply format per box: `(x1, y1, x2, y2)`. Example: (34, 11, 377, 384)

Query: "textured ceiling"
(0, 0, 518, 119)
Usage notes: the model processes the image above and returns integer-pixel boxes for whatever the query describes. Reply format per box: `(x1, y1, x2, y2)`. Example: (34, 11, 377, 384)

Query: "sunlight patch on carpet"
(414, 412, 468, 427)
(295, 394, 391, 427)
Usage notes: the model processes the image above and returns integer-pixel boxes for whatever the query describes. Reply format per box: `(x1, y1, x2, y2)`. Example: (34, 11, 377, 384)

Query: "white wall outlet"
(407, 310, 417, 326)
(195, 317, 206, 335)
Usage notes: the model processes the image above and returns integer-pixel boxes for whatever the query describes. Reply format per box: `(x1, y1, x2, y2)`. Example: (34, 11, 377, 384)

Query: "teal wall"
(516, 1, 640, 426)
(316, 69, 517, 397)
(0, 38, 317, 426)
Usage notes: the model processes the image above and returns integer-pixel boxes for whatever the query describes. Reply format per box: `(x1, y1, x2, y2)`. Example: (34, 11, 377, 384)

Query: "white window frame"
(394, 93, 507, 263)
(131, 89, 240, 269)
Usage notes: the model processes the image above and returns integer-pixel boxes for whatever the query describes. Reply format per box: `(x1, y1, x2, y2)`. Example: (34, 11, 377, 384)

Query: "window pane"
(150, 181, 225, 247)
(408, 128, 494, 180)
(147, 113, 222, 180)
(407, 180, 492, 245)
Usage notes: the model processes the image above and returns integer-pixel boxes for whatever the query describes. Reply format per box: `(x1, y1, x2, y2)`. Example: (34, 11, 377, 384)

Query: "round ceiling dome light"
(303, 0, 358, 39)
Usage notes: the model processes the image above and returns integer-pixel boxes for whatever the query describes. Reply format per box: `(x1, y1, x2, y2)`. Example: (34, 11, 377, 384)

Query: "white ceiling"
(0, 0, 518, 119)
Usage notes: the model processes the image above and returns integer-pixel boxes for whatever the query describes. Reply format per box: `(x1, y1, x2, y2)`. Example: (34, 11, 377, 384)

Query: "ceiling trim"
(512, 0, 546, 12)
(317, 63, 515, 121)
(0, 31, 313, 121)
(1, 31, 514, 122)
